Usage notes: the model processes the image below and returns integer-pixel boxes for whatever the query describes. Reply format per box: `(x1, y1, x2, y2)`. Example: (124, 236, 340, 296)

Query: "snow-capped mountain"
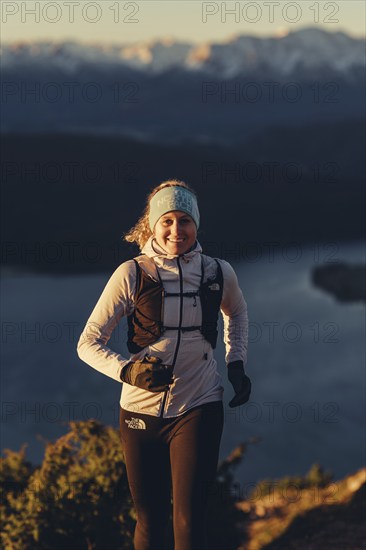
(1, 38, 193, 75)
(187, 28, 365, 77)
(2, 27, 364, 78)
(1, 28, 365, 144)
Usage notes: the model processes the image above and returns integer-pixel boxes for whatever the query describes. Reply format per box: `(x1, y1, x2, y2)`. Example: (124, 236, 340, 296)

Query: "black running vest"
(127, 254, 223, 353)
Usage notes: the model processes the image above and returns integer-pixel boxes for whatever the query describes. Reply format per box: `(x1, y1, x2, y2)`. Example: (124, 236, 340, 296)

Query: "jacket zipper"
(159, 256, 184, 417)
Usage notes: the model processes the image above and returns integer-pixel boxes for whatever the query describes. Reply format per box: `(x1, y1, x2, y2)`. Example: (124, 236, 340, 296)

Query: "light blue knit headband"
(149, 186, 200, 231)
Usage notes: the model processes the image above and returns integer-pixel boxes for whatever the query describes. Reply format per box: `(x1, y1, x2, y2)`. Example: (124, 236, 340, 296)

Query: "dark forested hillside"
(1, 119, 364, 273)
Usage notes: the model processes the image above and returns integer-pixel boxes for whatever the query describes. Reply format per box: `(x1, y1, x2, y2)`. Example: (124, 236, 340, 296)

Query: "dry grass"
(235, 468, 366, 550)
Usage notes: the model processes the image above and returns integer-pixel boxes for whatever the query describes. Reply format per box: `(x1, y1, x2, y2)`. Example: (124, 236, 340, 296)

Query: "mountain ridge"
(2, 27, 365, 145)
(2, 27, 364, 78)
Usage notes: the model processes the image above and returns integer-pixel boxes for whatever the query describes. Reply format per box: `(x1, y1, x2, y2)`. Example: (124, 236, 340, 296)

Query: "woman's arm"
(219, 260, 249, 367)
(76, 260, 136, 382)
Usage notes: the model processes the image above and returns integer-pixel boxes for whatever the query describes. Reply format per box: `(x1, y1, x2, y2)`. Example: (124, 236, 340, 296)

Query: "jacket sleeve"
(76, 260, 136, 382)
(219, 259, 249, 367)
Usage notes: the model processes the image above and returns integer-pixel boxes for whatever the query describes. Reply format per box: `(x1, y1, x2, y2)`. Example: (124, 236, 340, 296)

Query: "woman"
(77, 179, 251, 550)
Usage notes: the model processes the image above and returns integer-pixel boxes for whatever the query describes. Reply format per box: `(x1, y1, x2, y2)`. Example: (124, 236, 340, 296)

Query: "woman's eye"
(161, 218, 190, 226)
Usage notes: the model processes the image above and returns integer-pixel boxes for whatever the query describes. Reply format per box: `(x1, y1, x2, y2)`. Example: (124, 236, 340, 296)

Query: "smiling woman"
(77, 178, 251, 549)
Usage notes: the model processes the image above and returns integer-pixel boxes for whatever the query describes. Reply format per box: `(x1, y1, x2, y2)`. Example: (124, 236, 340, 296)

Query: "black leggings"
(119, 400, 224, 550)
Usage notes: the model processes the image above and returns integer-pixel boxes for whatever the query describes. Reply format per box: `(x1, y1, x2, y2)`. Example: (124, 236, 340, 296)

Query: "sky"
(1, 0, 365, 45)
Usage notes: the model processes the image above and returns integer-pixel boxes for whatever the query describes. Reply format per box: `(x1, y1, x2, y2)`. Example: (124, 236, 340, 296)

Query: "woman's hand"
(227, 360, 251, 407)
(120, 355, 174, 393)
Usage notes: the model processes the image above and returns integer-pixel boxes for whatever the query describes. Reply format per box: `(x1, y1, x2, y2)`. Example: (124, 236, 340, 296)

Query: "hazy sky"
(1, 1, 365, 45)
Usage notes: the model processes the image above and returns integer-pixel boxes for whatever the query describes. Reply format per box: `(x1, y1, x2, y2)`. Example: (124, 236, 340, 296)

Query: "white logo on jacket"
(125, 417, 147, 430)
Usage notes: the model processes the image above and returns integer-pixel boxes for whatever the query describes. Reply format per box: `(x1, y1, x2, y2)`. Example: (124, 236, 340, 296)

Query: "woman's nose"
(170, 220, 182, 232)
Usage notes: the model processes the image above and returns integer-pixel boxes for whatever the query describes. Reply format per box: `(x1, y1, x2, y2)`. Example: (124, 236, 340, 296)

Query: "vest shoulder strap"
(133, 254, 161, 282)
(201, 254, 223, 284)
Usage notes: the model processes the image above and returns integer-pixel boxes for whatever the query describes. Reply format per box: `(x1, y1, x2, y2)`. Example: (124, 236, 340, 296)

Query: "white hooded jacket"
(77, 236, 248, 418)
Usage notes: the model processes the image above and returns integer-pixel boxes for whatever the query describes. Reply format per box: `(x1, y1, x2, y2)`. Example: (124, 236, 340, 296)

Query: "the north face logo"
(125, 417, 146, 430)
(208, 283, 220, 291)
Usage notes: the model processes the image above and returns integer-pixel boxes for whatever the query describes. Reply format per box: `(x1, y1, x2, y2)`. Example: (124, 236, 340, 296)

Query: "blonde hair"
(123, 179, 198, 251)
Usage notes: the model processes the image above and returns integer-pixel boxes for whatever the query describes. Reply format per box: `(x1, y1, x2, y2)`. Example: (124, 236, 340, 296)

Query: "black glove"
(120, 355, 174, 393)
(227, 360, 251, 408)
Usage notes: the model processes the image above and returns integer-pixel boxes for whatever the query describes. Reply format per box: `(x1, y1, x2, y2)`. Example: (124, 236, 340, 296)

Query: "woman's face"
(153, 210, 197, 256)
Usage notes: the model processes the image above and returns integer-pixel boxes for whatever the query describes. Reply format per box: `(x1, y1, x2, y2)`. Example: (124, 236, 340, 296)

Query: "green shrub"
(1, 420, 135, 549)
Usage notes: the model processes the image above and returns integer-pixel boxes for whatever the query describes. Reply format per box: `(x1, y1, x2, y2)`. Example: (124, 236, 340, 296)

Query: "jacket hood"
(141, 235, 202, 260)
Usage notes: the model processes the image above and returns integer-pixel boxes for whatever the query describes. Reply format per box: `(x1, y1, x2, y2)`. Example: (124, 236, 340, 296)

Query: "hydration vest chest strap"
(126, 254, 223, 353)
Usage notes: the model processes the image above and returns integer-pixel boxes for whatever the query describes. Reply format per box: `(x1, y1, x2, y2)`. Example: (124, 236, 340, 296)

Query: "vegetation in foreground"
(1, 420, 365, 550)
